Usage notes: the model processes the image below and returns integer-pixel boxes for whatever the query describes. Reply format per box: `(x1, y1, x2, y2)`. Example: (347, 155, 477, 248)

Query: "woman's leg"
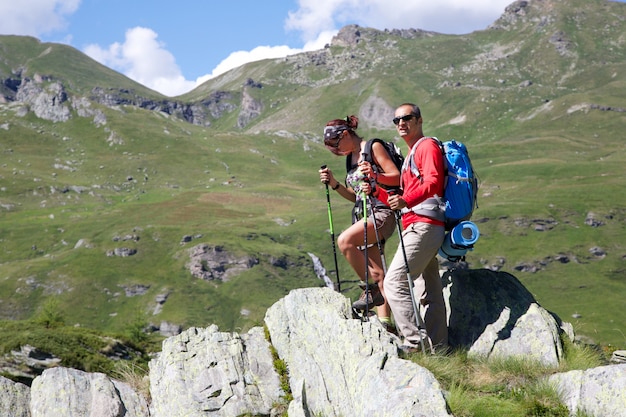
(366, 241, 390, 318)
(337, 220, 369, 281)
(339, 216, 392, 318)
(372, 210, 397, 320)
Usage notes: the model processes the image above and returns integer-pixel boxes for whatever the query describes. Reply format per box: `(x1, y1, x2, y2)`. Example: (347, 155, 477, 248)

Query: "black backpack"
(346, 138, 405, 191)
(364, 138, 405, 173)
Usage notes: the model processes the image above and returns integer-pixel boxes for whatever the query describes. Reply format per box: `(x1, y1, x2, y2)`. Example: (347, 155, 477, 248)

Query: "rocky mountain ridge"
(2, 0, 623, 130)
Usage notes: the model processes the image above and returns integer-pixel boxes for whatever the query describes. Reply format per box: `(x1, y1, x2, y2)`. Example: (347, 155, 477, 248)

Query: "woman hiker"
(318, 115, 400, 333)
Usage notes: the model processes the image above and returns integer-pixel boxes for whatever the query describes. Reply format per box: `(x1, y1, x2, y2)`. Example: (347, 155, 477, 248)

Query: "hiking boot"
(398, 343, 422, 355)
(381, 320, 398, 336)
(358, 281, 378, 290)
(352, 283, 384, 311)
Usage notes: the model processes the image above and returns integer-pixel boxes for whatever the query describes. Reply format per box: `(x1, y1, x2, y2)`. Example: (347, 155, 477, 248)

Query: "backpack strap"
(362, 138, 381, 172)
(400, 196, 446, 222)
(345, 149, 360, 173)
(401, 137, 446, 221)
(403, 136, 444, 180)
(348, 138, 382, 174)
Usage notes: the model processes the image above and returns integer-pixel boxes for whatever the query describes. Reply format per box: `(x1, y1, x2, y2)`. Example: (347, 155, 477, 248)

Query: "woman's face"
(325, 129, 352, 156)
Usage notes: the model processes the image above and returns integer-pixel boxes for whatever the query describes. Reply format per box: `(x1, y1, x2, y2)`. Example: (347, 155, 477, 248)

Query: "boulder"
(30, 367, 148, 417)
(548, 364, 626, 417)
(265, 287, 452, 417)
(2, 270, 623, 416)
(149, 325, 283, 417)
(443, 268, 564, 366)
(0, 376, 30, 417)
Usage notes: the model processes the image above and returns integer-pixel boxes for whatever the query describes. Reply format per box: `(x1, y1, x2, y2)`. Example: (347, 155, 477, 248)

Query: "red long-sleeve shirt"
(377, 137, 445, 229)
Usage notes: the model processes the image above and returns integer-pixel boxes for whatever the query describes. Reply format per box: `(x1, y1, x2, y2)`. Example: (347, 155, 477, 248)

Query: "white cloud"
(84, 27, 195, 97)
(196, 30, 336, 86)
(286, 0, 347, 42)
(203, 45, 301, 81)
(83, 27, 330, 97)
(0, 0, 80, 36)
(286, 0, 514, 36)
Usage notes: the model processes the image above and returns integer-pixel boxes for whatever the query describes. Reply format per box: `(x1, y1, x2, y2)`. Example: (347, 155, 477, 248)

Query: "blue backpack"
(440, 139, 478, 229)
(404, 137, 478, 230)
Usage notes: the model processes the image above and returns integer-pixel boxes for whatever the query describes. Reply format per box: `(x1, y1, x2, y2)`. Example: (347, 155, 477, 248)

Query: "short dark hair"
(398, 103, 421, 119)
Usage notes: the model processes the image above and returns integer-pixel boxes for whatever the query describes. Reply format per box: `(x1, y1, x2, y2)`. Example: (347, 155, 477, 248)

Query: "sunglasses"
(325, 134, 344, 148)
(392, 114, 416, 125)
(323, 126, 347, 148)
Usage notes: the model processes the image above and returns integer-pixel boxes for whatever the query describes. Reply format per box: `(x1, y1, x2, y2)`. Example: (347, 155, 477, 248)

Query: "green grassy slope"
(0, 0, 625, 349)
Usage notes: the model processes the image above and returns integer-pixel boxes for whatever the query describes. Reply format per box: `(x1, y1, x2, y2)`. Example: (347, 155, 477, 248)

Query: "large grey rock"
(265, 287, 452, 417)
(149, 325, 283, 417)
(15, 79, 71, 122)
(443, 268, 564, 366)
(548, 364, 626, 417)
(30, 367, 148, 417)
(1, 344, 61, 382)
(0, 376, 30, 417)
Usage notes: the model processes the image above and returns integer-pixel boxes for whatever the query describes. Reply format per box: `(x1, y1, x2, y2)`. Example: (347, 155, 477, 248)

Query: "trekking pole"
(361, 187, 370, 321)
(321, 165, 341, 292)
(360, 155, 371, 321)
(390, 191, 427, 354)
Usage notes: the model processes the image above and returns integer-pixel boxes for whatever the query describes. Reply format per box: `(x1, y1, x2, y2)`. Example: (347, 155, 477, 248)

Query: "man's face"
(393, 106, 418, 138)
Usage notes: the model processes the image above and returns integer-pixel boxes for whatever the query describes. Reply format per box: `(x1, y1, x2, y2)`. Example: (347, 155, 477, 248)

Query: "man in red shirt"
(374, 103, 448, 353)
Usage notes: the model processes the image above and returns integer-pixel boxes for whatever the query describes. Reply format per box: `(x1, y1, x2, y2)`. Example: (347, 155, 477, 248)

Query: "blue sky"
(1, 0, 624, 97)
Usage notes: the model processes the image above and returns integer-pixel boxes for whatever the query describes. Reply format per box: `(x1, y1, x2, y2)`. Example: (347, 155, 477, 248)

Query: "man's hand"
(387, 194, 407, 211)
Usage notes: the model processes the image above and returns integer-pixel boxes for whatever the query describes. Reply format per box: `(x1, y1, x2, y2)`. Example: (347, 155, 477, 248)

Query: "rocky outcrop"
(236, 87, 263, 128)
(149, 326, 282, 417)
(2, 269, 625, 417)
(1, 73, 240, 126)
(29, 367, 149, 417)
(264, 287, 451, 417)
(89, 87, 238, 126)
(15, 78, 70, 122)
(1, 345, 61, 383)
(548, 364, 626, 417)
(443, 268, 564, 366)
(331, 25, 434, 48)
(186, 244, 259, 281)
(0, 376, 30, 417)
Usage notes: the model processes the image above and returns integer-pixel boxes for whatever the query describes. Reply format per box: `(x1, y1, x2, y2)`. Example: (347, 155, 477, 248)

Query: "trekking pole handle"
(320, 164, 330, 185)
(388, 190, 404, 223)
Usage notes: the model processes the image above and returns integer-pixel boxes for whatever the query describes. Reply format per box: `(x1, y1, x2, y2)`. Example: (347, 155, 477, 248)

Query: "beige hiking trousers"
(384, 221, 448, 351)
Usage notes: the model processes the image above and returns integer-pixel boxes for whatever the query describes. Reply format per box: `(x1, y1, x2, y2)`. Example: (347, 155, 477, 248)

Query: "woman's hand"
(319, 166, 337, 187)
(359, 179, 379, 197)
(357, 161, 376, 180)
